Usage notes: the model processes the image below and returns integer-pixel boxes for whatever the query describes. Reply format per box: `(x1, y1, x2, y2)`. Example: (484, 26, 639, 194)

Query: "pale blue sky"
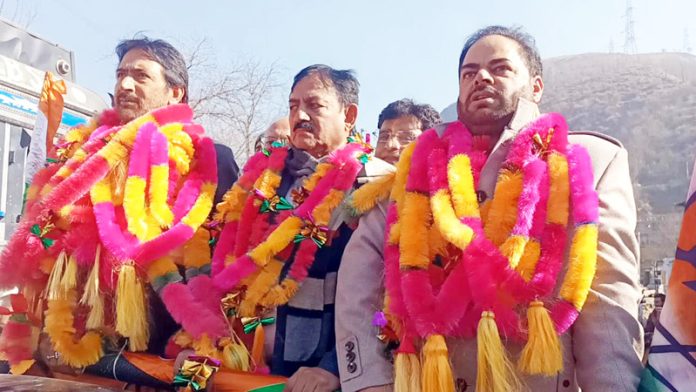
(3, 0, 694, 131)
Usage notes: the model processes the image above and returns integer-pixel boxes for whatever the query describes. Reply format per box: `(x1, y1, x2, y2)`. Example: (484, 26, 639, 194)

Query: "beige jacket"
(335, 104, 644, 392)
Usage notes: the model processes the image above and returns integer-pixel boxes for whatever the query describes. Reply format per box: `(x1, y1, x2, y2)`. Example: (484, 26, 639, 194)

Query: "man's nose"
(296, 107, 310, 122)
(386, 136, 400, 150)
(118, 76, 135, 91)
(474, 69, 494, 86)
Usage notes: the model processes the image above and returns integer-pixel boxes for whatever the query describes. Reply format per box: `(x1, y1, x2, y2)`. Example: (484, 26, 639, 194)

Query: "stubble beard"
(458, 88, 529, 137)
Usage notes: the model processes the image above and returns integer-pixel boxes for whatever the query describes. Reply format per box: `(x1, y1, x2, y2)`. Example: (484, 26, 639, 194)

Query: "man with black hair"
(3, 36, 240, 389)
(113, 37, 239, 205)
(203, 64, 392, 392)
(336, 26, 643, 392)
(375, 99, 441, 165)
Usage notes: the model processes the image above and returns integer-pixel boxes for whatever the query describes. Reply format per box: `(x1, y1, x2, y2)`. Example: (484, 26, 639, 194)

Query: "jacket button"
(347, 362, 357, 373)
(563, 379, 570, 388)
(346, 351, 356, 362)
(345, 341, 355, 352)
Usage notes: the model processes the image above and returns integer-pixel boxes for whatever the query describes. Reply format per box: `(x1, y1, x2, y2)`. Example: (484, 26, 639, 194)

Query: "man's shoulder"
(357, 156, 395, 184)
(568, 130, 623, 152)
(568, 130, 628, 186)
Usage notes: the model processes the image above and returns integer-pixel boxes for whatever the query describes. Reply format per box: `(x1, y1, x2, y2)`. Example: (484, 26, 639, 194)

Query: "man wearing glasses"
(255, 117, 291, 152)
(374, 99, 441, 165)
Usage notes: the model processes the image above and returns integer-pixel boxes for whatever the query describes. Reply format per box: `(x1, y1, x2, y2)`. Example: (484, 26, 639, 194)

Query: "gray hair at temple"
(458, 25, 543, 79)
(291, 64, 360, 107)
(377, 99, 442, 131)
(115, 36, 189, 103)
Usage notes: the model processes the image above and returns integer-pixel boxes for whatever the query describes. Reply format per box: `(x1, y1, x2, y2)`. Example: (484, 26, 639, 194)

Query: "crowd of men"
(3, 23, 676, 392)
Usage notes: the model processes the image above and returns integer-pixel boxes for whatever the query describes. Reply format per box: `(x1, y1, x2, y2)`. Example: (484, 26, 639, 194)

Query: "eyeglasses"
(261, 136, 289, 147)
(376, 129, 422, 146)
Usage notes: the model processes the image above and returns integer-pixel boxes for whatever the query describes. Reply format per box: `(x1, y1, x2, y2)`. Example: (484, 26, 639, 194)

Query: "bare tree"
(0, 0, 38, 28)
(184, 38, 286, 163)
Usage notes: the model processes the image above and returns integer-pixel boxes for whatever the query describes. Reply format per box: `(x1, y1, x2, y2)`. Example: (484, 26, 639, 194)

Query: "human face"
(289, 73, 357, 158)
(376, 115, 422, 164)
(114, 48, 183, 123)
(262, 118, 291, 147)
(654, 296, 664, 308)
(457, 35, 543, 134)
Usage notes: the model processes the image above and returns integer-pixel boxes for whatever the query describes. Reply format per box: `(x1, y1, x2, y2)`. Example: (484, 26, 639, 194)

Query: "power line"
(623, 0, 637, 54)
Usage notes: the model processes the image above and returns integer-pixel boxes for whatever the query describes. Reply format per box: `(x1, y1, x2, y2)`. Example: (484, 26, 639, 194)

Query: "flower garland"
(180, 142, 368, 371)
(372, 113, 599, 392)
(212, 143, 367, 301)
(0, 104, 221, 370)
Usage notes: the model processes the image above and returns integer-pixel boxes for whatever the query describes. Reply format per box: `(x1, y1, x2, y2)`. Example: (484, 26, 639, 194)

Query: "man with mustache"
(0, 37, 240, 388)
(335, 26, 643, 392)
(114, 38, 239, 204)
(204, 64, 392, 392)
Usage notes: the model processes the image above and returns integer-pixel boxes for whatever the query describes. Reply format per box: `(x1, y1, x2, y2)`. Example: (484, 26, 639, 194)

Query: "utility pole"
(623, 0, 638, 54)
(684, 28, 692, 53)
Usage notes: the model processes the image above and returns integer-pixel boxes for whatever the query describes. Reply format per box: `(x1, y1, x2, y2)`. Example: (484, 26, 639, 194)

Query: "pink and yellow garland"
(179, 141, 368, 371)
(361, 113, 599, 392)
(0, 105, 221, 371)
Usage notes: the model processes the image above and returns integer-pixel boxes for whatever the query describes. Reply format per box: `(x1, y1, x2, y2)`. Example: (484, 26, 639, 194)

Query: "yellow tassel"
(60, 254, 78, 292)
(518, 301, 563, 376)
(46, 251, 68, 300)
(115, 263, 150, 351)
(251, 324, 267, 370)
(476, 311, 521, 392)
(221, 338, 252, 372)
(421, 335, 454, 392)
(80, 246, 104, 330)
(395, 352, 421, 392)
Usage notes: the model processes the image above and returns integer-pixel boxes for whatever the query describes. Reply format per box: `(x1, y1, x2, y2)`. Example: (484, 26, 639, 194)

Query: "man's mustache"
(116, 93, 139, 103)
(294, 122, 314, 132)
(468, 86, 499, 103)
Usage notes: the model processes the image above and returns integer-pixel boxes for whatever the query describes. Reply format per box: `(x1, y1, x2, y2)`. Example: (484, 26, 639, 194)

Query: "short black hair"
(377, 99, 442, 130)
(458, 25, 543, 79)
(291, 64, 359, 106)
(116, 36, 189, 103)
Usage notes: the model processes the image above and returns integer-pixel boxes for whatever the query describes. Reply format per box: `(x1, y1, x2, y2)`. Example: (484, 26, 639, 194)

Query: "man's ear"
(169, 86, 186, 105)
(531, 75, 544, 104)
(344, 103, 358, 133)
